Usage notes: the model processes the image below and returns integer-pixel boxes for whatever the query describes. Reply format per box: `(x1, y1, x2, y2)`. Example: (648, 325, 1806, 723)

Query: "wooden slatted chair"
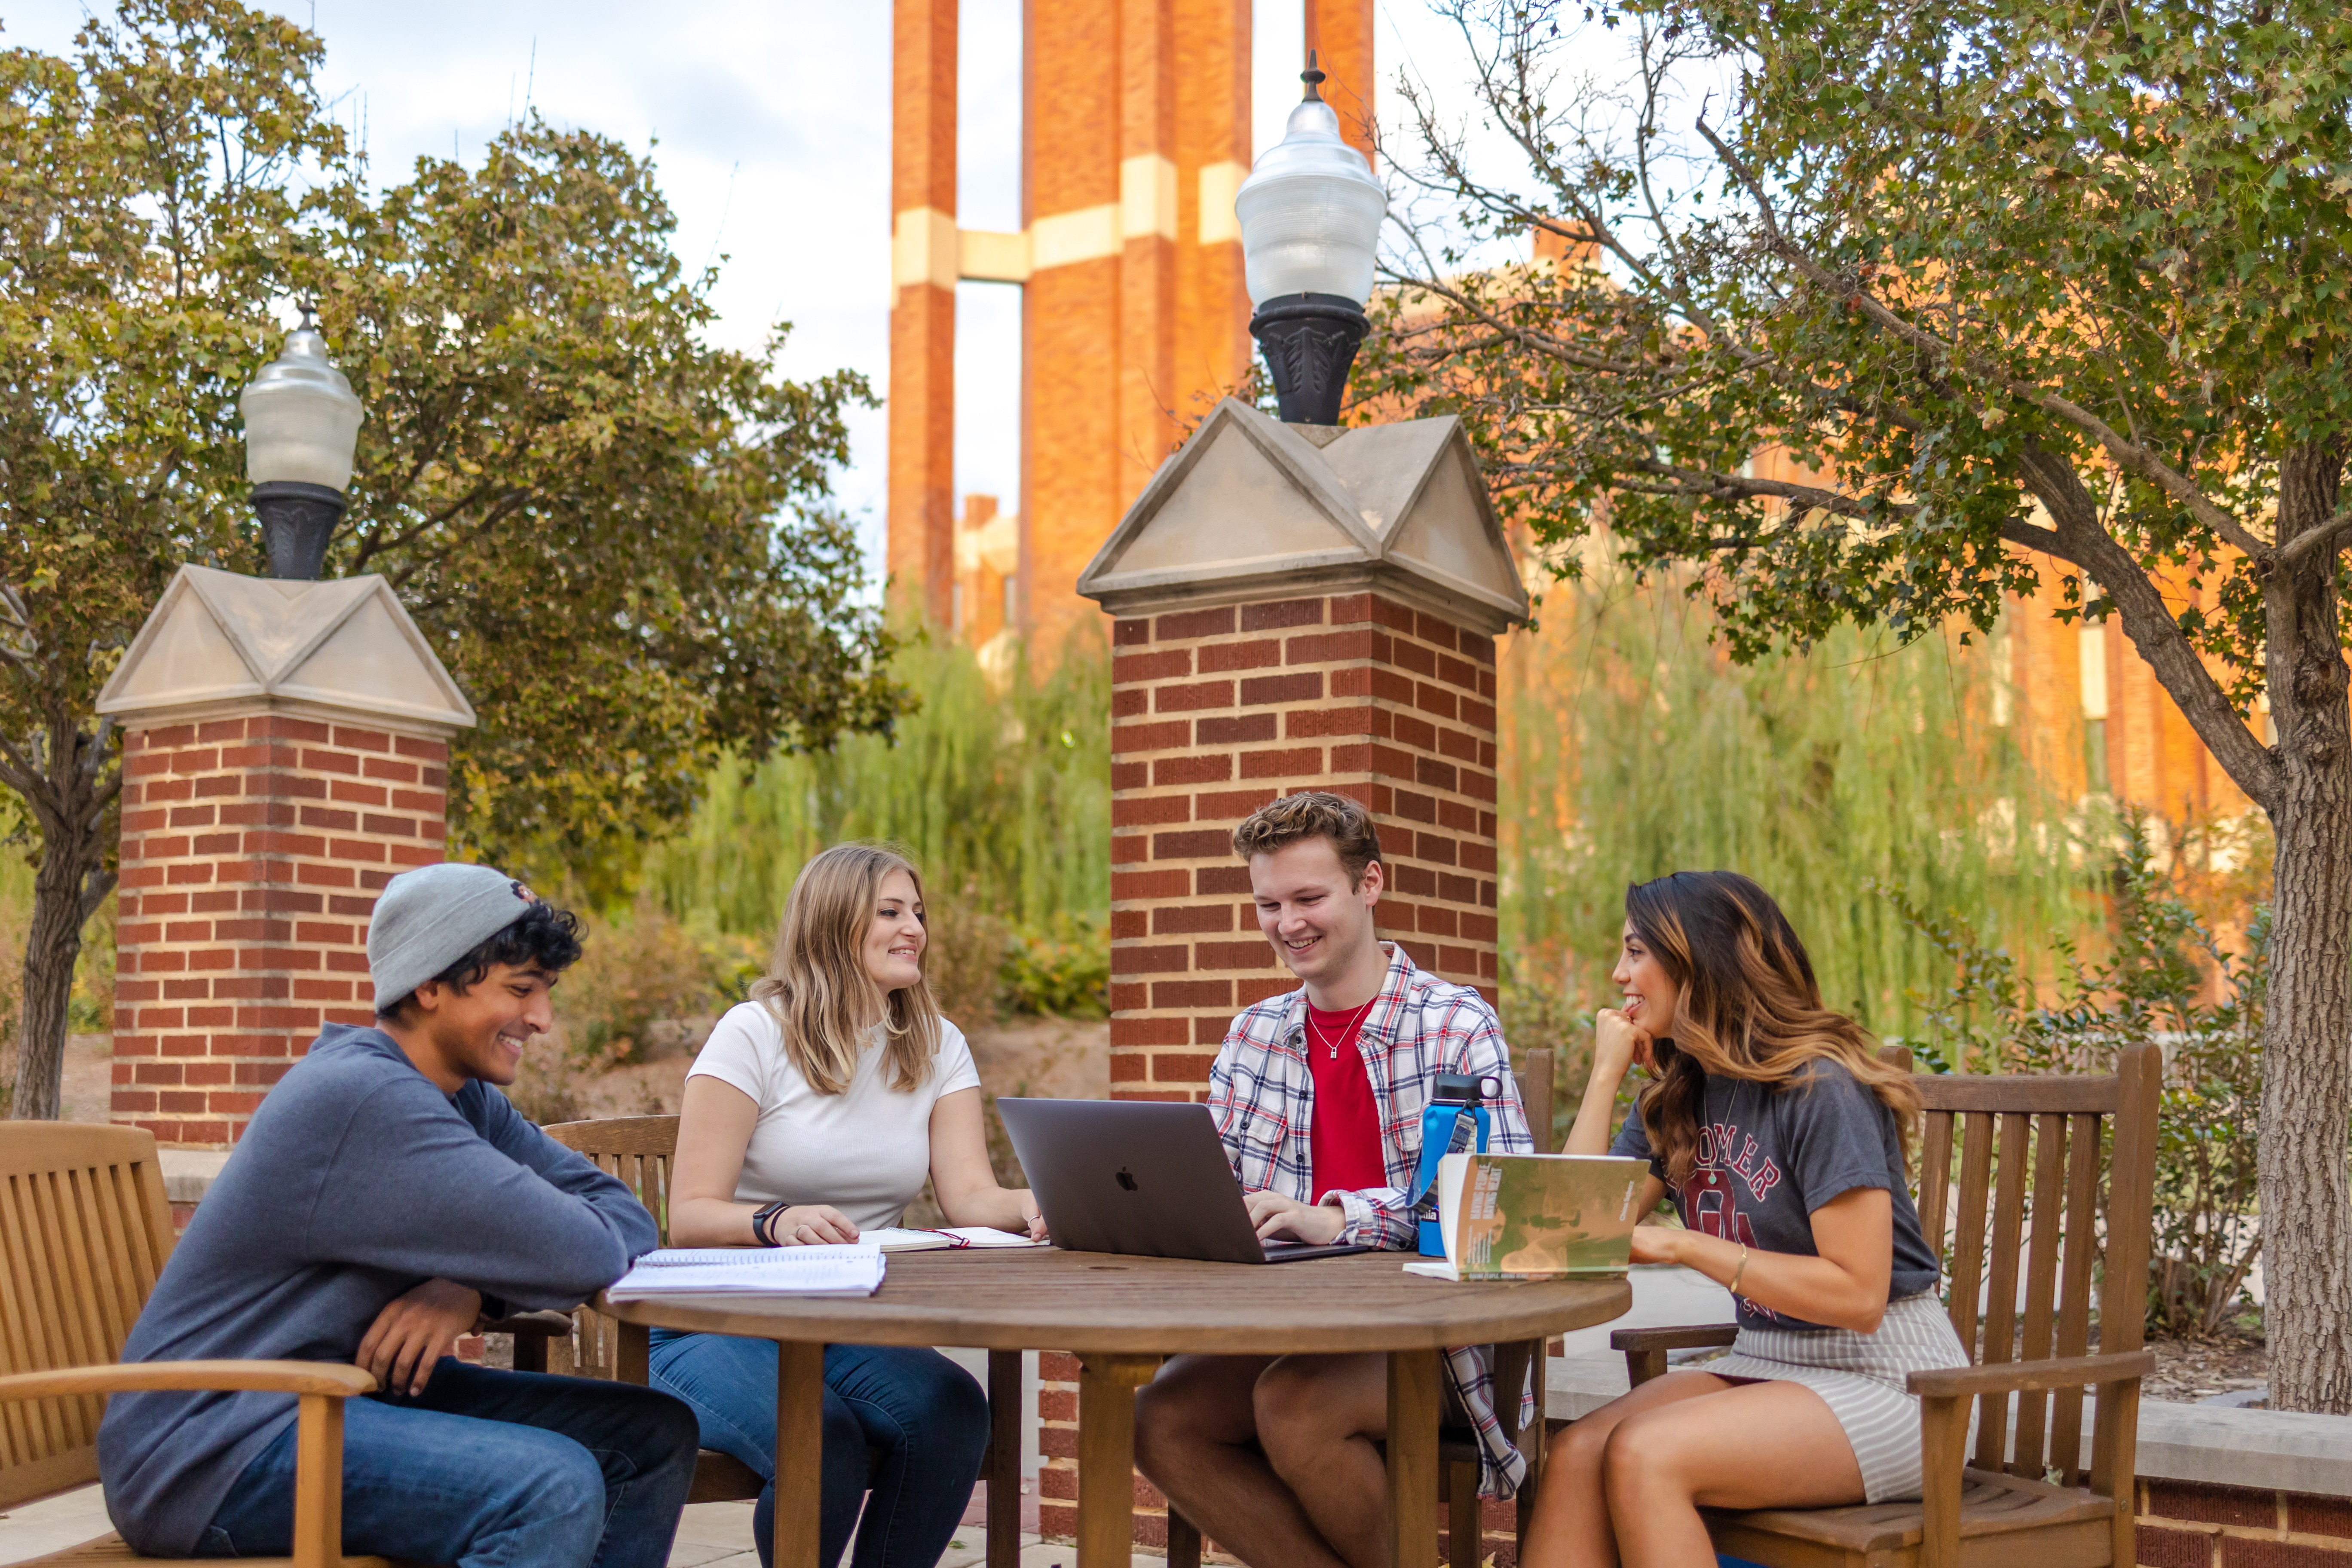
(1607, 1043, 2161, 1568)
(1168, 1047, 1559, 1568)
(514, 1116, 761, 1505)
(0, 1123, 387, 1568)
(525, 1113, 1025, 1562)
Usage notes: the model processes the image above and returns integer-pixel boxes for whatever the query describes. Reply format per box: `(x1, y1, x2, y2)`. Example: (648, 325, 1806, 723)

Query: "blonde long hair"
(1628, 871, 1919, 1187)
(750, 842, 943, 1095)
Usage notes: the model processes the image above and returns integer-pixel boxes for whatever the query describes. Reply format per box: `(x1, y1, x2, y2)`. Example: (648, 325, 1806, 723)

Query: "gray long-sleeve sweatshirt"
(97, 1024, 658, 1556)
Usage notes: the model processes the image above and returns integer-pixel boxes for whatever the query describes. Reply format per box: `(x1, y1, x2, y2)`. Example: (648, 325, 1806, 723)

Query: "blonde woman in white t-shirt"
(652, 842, 1043, 1568)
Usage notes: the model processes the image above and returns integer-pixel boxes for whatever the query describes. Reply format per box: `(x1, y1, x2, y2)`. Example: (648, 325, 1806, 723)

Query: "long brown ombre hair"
(1627, 871, 1919, 1186)
(749, 842, 944, 1096)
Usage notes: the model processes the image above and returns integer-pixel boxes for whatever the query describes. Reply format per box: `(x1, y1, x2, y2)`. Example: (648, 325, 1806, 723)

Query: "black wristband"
(751, 1201, 790, 1247)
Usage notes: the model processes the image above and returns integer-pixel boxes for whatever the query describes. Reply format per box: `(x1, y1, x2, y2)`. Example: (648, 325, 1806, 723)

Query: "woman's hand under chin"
(1592, 1007, 1657, 1085)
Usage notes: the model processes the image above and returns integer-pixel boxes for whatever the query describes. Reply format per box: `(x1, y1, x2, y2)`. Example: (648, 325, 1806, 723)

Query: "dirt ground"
(2143, 1328, 2269, 1405)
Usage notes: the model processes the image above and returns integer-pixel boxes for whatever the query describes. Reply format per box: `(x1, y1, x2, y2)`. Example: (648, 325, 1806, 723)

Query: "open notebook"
(606, 1243, 886, 1300)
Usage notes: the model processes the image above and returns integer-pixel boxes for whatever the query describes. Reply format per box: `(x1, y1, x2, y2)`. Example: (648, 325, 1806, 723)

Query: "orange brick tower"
(95, 566, 475, 1148)
(888, 0, 1379, 649)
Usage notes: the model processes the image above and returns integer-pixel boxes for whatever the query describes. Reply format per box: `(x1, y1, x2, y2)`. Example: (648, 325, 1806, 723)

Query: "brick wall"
(112, 711, 450, 1147)
(1039, 587, 1504, 1549)
(1105, 588, 1501, 1103)
(2139, 1478, 2352, 1567)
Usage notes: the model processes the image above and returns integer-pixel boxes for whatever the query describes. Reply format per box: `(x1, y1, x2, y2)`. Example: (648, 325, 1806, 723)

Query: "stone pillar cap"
(1077, 398, 1532, 636)
(96, 564, 476, 734)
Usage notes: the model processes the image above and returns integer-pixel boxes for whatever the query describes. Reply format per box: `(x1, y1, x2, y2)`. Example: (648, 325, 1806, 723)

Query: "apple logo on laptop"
(1115, 1167, 1139, 1192)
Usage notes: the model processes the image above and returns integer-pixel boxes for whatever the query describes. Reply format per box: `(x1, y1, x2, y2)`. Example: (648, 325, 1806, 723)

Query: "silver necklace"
(1307, 996, 1377, 1060)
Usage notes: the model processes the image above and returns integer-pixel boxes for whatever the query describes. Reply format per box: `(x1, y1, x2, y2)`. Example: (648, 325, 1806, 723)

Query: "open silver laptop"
(997, 1099, 1367, 1264)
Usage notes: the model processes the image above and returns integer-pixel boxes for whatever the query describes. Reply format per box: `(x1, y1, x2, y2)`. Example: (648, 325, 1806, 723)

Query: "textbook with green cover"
(1402, 1152, 1651, 1280)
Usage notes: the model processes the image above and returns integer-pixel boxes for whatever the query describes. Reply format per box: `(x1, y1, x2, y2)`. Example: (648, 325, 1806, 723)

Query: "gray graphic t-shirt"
(1610, 1059, 1940, 1330)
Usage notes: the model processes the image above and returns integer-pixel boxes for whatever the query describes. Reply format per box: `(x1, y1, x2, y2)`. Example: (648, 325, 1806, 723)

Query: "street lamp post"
(1234, 55, 1389, 426)
(239, 305, 364, 581)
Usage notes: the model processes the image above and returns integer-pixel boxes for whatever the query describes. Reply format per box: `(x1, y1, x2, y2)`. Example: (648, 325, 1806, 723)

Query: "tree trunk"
(2258, 441, 2352, 1414)
(9, 838, 91, 1119)
(5, 715, 117, 1121)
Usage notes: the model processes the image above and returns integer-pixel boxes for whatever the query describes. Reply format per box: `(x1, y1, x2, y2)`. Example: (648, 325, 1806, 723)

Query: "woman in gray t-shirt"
(1520, 871, 1966, 1568)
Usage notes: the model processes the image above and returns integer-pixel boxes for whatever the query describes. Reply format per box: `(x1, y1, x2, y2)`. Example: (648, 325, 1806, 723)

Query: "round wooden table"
(599, 1247, 1630, 1568)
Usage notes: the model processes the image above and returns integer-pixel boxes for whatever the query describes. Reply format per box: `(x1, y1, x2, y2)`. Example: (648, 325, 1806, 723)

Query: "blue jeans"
(650, 1331, 989, 1568)
(199, 1358, 698, 1568)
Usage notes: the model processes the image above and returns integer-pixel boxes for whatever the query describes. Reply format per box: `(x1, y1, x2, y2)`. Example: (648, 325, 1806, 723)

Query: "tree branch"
(2014, 440, 2281, 811)
(2276, 504, 2352, 571)
(1693, 118, 2277, 567)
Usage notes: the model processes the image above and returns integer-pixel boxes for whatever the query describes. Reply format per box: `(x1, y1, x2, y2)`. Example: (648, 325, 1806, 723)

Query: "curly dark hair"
(376, 900, 585, 1020)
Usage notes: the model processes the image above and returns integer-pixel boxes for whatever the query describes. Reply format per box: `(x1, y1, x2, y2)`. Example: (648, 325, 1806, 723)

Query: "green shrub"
(1002, 914, 1110, 1019)
(1888, 815, 2267, 1336)
(553, 898, 763, 1064)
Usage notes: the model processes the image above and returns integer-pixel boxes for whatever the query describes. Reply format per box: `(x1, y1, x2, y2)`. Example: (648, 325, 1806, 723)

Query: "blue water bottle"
(1410, 1072, 1495, 1256)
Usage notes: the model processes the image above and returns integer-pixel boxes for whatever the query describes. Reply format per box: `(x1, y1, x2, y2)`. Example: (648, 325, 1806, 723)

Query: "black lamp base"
(1250, 293, 1369, 427)
(252, 481, 346, 581)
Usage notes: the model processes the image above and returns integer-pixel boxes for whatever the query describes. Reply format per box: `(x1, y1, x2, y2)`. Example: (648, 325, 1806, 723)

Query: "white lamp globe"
(239, 309, 364, 492)
(1234, 65, 1388, 307)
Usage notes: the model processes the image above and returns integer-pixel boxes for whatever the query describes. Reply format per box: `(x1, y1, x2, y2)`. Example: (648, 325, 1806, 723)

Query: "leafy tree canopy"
(0, 0, 898, 1116)
(1366, 0, 2352, 1406)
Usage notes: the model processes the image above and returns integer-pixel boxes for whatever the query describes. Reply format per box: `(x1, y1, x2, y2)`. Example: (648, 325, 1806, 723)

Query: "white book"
(607, 1243, 886, 1300)
(857, 1226, 1047, 1253)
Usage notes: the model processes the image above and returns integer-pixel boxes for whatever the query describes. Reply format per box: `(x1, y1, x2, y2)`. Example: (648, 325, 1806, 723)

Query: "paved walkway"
(0, 1492, 1135, 1568)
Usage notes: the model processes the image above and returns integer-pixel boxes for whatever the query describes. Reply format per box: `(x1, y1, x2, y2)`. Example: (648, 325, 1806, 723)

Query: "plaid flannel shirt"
(1205, 943, 1536, 1498)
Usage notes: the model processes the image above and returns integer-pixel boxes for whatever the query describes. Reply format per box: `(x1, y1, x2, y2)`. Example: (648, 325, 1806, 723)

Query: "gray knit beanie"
(368, 862, 543, 1011)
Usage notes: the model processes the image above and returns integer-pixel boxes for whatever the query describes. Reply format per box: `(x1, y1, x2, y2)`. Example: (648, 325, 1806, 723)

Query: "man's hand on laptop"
(357, 1277, 483, 1397)
(1245, 1190, 1346, 1246)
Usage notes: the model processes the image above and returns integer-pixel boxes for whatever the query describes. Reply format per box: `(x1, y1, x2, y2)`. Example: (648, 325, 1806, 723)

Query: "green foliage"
(1890, 818, 2268, 1335)
(306, 117, 897, 870)
(634, 630, 1111, 1021)
(1001, 914, 1112, 1020)
(1499, 561, 2095, 1044)
(1369, 0, 2349, 701)
(0, 0, 896, 1115)
(551, 898, 762, 1065)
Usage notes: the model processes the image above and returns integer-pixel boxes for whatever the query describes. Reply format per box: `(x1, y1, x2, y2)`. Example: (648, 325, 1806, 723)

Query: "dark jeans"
(200, 1358, 698, 1568)
(649, 1329, 989, 1568)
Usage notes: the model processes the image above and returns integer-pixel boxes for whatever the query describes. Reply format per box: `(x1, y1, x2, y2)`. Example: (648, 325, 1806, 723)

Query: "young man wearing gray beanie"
(97, 863, 698, 1568)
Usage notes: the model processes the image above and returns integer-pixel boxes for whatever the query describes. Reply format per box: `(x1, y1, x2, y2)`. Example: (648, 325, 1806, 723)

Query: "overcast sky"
(3, 1, 1527, 581)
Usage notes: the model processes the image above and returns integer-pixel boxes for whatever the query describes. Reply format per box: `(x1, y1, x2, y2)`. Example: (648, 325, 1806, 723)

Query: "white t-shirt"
(686, 1000, 983, 1231)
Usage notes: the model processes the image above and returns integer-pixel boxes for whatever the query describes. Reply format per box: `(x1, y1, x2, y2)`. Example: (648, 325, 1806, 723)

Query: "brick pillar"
(110, 719, 453, 1146)
(1052, 399, 1531, 1551)
(95, 566, 477, 1147)
(1105, 589, 1501, 1094)
(889, 0, 958, 625)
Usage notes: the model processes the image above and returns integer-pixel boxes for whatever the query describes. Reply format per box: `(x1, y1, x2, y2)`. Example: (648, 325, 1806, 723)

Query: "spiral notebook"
(606, 1243, 886, 1300)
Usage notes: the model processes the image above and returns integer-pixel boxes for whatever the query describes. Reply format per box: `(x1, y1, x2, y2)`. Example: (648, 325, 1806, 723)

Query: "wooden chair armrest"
(1611, 1323, 1740, 1388)
(483, 1310, 576, 1339)
(1906, 1350, 2155, 1399)
(0, 1360, 379, 1401)
(1608, 1324, 1740, 1354)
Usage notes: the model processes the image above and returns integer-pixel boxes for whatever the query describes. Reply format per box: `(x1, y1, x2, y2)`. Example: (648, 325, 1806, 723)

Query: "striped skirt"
(1707, 1291, 1969, 1503)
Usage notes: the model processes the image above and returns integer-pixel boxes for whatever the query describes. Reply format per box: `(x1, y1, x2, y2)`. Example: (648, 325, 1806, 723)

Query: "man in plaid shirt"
(1133, 793, 1534, 1568)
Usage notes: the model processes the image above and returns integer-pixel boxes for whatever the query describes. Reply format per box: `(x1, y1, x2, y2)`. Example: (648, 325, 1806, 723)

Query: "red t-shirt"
(1306, 1001, 1386, 1202)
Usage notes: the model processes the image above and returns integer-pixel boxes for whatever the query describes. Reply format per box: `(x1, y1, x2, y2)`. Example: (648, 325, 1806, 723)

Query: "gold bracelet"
(1727, 1243, 1750, 1297)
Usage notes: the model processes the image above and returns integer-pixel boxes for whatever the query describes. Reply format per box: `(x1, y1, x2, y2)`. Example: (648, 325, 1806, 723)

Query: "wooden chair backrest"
(539, 1117, 680, 1379)
(0, 1123, 178, 1508)
(1908, 1042, 2160, 1486)
(1514, 1049, 1555, 1156)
